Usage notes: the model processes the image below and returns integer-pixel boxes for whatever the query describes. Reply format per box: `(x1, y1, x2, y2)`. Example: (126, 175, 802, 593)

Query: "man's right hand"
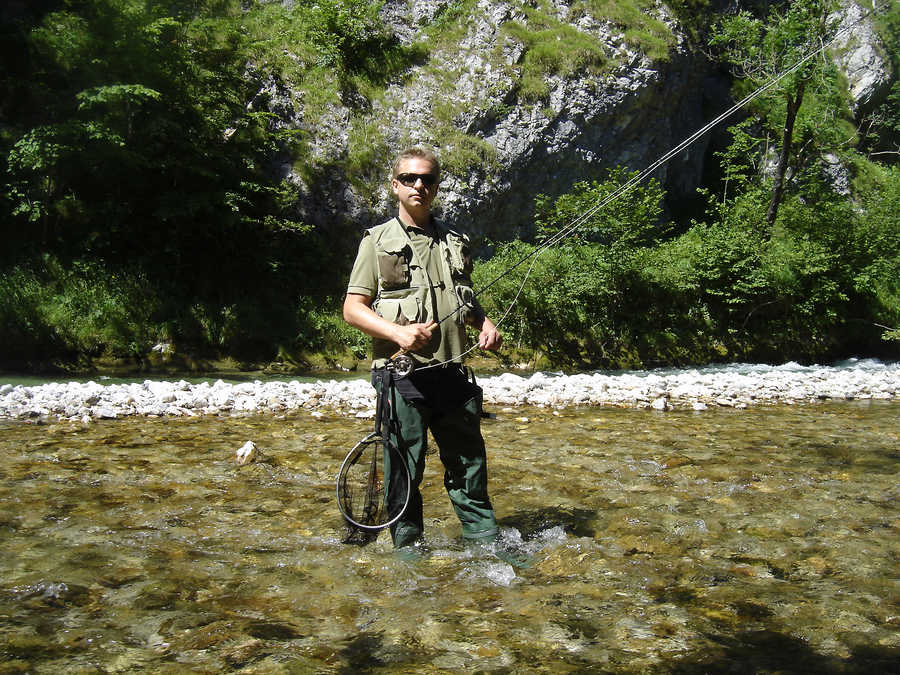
(393, 321, 436, 352)
(344, 293, 436, 353)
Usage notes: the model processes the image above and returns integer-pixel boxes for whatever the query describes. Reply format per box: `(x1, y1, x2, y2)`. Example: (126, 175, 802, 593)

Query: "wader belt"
(373, 364, 480, 416)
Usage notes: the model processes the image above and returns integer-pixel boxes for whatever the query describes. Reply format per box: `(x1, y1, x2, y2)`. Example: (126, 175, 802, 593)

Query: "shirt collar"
(397, 216, 440, 238)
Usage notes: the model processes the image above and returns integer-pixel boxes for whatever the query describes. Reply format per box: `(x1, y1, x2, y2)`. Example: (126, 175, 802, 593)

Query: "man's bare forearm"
(343, 293, 435, 352)
(343, 293, 399, 342)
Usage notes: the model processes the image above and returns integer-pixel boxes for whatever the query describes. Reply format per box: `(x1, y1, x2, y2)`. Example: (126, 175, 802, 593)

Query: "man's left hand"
(477, 317, 502, 352)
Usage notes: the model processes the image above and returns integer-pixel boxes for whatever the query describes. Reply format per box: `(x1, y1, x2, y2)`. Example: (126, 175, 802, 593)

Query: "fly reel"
(388, 353, 415, 378)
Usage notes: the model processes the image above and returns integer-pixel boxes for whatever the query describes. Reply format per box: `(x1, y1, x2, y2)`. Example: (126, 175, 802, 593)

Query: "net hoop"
(336, 432, 412, 532)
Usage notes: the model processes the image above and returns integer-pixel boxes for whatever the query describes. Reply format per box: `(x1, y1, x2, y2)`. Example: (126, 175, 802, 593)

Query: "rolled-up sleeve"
(346, 233, 377, 297)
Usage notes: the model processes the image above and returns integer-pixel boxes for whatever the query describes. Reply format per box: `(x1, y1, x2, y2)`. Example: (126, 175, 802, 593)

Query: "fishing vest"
(367, 217, 477, 329)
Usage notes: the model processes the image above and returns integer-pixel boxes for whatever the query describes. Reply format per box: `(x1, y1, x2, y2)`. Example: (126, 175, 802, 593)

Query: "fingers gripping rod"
(388, 323, 437, 378)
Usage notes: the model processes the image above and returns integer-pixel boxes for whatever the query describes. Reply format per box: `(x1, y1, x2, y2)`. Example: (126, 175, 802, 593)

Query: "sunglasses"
(396, 172, 438, 188)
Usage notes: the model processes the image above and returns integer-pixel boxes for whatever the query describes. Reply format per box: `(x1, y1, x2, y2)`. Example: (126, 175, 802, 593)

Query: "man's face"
(392, 157, 439, 213)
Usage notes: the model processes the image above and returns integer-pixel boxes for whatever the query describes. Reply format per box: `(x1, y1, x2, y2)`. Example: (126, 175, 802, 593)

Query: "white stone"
(235, 440, 259, 465)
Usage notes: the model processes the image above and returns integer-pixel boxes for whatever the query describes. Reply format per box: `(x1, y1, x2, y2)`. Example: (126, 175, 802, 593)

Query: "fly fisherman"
(343, 147, 503, 550)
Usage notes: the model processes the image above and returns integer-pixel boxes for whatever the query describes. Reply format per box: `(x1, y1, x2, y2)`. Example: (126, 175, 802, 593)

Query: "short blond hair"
(392, 147, 441, 182)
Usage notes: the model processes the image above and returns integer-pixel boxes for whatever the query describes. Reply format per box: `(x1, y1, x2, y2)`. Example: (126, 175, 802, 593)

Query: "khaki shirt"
(347, 218, 471, 368)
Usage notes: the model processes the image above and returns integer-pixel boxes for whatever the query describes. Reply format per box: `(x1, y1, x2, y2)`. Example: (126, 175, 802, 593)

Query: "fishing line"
(402, 2, 886, 374)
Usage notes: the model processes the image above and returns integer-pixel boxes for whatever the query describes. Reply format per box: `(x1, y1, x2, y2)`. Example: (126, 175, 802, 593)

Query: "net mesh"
(337, 368, 410, 545)
(337, 434, 409, 544)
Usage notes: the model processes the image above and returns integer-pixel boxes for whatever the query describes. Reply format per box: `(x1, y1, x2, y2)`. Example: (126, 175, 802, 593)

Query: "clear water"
(1, 401, 898, 672)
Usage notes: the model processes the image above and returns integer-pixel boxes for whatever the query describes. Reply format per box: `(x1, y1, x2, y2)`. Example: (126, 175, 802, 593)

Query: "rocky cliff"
(270, 0, 893, 243)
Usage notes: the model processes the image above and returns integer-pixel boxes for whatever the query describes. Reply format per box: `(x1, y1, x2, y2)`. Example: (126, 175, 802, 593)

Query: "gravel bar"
(2, 359, 898, 422)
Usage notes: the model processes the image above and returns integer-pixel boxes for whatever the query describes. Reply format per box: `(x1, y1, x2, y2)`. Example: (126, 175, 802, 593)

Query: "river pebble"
(1, 359, 897, 422)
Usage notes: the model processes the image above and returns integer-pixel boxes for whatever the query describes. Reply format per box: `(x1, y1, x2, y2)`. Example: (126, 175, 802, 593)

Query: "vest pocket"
(376, 239, 412, 290)
(444, 233, 473, 278)
(455, 284, 476, 325)
(374, 295, 421, 326)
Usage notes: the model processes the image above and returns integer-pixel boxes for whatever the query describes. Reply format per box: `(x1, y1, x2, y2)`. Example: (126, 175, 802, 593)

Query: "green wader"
(375, 370, 499, 548)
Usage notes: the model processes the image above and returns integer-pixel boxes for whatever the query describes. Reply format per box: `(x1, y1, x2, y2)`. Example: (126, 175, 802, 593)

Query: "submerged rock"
(235, 440, 260, 465)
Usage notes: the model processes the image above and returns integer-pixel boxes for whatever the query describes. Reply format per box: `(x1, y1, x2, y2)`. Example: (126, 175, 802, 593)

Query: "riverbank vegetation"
(1, 0, 897, 374)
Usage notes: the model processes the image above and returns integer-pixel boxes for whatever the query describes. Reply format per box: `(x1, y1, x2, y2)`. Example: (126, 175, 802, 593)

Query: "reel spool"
(388, 353, 415, 378)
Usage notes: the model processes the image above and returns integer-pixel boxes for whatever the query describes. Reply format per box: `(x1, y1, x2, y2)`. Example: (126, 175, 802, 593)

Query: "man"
(343, 147, 503, 549)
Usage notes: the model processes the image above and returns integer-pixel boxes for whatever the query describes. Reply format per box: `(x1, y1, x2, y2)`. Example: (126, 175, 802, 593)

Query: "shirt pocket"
(374, 295, 422, 326)
(376, 237, 412, 291)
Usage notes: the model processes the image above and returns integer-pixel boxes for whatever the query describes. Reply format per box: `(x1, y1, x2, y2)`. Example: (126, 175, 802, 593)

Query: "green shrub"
(0, 266, 65, 366)
(0, 257, 161, 365)
(851, 165, 900, 343)
(474, 241, 624, 369)
(535, 167, 666, 248)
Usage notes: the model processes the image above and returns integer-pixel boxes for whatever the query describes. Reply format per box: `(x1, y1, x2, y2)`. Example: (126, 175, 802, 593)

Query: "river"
(1, 390, 898, 672)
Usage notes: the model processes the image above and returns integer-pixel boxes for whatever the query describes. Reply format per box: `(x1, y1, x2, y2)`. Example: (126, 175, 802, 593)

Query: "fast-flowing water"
(1, 400, 897, 672)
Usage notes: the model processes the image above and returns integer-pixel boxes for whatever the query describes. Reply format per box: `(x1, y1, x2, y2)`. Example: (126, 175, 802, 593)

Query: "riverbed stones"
(1, 359, 897, 422)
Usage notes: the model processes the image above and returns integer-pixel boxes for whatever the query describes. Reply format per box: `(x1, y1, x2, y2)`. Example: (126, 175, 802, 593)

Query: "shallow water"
(1, 402, 898, 673)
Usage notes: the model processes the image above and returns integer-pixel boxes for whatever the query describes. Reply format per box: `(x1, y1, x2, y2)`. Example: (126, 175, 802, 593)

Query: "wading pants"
(376, 370, 499, 548)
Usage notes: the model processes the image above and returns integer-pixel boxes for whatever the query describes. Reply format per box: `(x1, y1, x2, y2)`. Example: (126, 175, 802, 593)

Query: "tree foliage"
(710, 0, 846, 228)
(475, 171, 673, 369)
(0, 0, 349, 366)
(535, 167, 666, 249)
(470, 1, 899, 370)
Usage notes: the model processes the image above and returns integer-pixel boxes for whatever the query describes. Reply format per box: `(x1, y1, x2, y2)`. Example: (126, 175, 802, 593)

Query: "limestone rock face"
(366, 0, 726, 240)
(832, 0, 893, 114)
(264, 0, 894, 241)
